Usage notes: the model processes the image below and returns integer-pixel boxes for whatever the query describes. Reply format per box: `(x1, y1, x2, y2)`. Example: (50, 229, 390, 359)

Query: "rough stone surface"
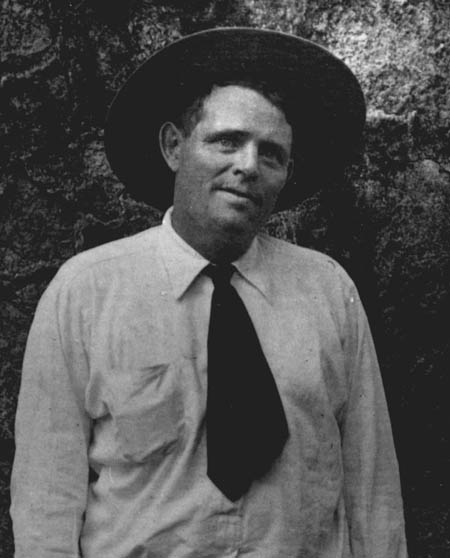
(1, 1, 449, 556)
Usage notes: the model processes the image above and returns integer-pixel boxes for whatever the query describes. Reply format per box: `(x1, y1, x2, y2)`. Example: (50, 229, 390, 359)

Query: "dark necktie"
(204, 263, 289, 501)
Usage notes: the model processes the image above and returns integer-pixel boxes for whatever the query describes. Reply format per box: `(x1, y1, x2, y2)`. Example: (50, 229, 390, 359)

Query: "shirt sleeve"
(10, 270, 92, 558)
(340, 281, 408, 558)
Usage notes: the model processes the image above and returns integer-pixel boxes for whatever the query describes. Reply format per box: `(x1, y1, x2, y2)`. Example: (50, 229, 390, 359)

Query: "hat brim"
(105, 27, 366, 210)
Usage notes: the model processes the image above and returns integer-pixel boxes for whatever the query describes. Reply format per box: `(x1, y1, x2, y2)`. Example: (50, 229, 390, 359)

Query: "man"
(11, 28, 407, 557)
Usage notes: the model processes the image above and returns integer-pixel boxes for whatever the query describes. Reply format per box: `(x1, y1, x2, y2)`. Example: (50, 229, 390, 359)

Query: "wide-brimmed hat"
(105, 27, 365, 210)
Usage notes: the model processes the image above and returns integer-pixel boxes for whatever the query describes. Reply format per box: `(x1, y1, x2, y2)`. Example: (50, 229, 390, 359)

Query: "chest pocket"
(110, 362, 185, 464)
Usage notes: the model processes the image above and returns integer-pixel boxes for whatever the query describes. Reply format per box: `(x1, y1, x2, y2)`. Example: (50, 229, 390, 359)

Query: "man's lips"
(216, 186, 260, 204)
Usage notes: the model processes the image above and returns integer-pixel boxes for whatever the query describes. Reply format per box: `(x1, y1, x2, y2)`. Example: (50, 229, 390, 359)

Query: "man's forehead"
(197, 85, 292, 140)
(199, 83, 291, 124)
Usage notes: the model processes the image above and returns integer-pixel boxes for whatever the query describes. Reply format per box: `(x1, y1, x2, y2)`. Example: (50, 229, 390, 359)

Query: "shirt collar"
(233, 235, 270, 300)
(160, 208, 271, 300)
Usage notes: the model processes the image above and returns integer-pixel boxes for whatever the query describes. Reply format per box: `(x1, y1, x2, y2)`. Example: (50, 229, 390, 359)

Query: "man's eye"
(260, 146, 282, 165)
(217, 136, 239, 149)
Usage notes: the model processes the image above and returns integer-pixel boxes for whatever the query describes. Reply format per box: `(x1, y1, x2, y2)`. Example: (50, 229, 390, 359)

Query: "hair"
(174, 78, 292, 137)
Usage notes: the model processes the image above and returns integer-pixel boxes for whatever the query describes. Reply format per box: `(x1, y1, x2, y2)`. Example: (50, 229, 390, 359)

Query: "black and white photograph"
(1, 1, 449, 556)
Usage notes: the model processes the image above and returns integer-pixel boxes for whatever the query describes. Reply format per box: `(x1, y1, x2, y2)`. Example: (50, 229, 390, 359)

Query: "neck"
(171, 215, 255, 263)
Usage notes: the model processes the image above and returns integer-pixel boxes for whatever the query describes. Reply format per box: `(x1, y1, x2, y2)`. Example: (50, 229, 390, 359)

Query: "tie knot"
(204, 263, 236, 287)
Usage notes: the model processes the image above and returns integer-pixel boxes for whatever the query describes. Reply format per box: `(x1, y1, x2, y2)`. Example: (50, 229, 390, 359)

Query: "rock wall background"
(1, 0, 449, 556)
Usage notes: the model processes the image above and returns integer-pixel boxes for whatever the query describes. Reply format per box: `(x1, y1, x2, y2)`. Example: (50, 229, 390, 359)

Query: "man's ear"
(159, 121, 184, 172)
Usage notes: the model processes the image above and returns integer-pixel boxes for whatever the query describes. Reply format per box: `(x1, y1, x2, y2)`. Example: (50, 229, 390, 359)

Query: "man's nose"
(233, 143, 259, 177)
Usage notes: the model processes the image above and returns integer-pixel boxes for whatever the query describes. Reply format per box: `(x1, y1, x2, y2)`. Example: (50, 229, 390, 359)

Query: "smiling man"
(11, 28, 407, 558)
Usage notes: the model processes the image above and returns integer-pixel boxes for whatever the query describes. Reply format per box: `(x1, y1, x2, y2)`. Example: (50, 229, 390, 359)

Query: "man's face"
(168, 85, 293, 257)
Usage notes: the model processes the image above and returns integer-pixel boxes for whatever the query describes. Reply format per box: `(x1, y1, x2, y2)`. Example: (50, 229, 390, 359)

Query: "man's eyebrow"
(203, 129, 247, 141)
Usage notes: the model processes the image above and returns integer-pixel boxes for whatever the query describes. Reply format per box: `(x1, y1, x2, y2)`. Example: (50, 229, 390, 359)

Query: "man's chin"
(210, 209, 263, 249)
(213, 204, 257, 229)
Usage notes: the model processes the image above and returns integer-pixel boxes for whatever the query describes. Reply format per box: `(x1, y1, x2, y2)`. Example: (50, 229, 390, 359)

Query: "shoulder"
(257, 235, 364, 339)
(258, 233, 354, 291)
(47, 225, 163, 295)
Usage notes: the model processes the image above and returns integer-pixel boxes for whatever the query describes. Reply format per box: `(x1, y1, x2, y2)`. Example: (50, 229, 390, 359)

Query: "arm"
(341, 283, 407, 558)
(11, 271, 91, 558)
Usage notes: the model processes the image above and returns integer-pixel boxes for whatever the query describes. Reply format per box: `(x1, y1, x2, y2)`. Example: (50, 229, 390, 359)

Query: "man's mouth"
(217, 187, 259, 204)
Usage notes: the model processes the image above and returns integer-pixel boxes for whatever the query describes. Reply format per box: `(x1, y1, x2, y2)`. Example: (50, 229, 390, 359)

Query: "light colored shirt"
(11, 209, 407, 558)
